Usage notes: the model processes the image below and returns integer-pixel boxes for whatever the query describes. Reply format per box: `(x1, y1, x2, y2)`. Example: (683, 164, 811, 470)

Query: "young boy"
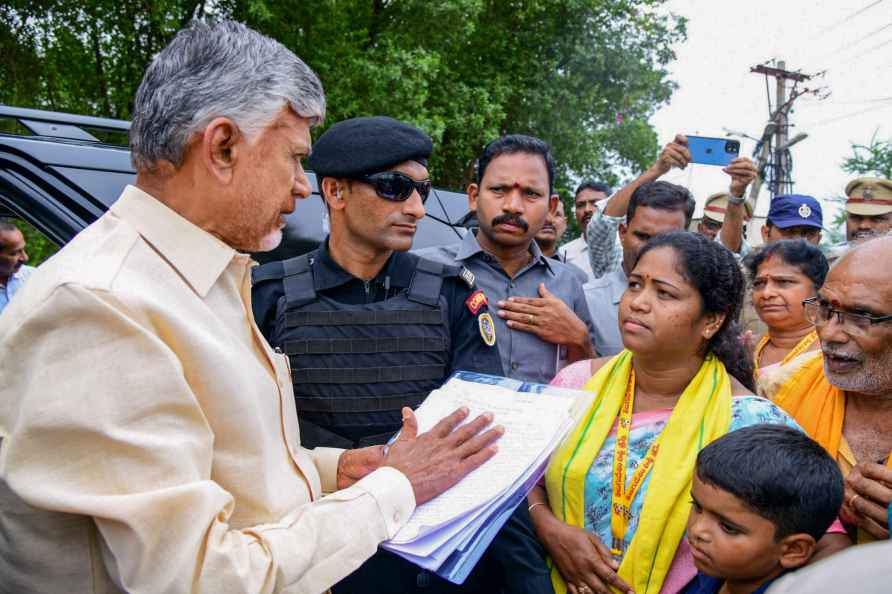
(683, 424, 844, 594)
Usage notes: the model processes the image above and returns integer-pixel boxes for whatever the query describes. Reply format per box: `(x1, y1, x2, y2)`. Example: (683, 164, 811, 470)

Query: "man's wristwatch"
(727, 194, 745, 206)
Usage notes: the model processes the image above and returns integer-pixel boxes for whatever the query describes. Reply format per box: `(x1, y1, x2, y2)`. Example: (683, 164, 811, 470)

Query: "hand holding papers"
(382, 372, 590, 584)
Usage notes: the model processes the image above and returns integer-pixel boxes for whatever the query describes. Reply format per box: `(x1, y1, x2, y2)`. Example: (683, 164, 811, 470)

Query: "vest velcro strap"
(415, 257, 446, 275)
(284, 336, 446, 355)
(408, 260, 445, 306)
(281, 256, 316, 307)
(295, 392, 430, 413)
(285, 308, 444, 328)
(293, 365, 446, 384)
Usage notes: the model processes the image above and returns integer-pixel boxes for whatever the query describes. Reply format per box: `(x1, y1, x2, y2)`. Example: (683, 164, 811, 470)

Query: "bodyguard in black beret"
(251, 116, 552, 594)
(306, 115, 433, 178)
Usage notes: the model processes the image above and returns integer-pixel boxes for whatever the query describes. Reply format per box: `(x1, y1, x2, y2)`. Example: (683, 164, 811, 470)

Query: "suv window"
(0, 105, 472, 263)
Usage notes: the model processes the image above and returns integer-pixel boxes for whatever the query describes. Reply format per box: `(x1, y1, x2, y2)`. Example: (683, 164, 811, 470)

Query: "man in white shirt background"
(0, 219, 34, 314)
(558, 180, 610, 281)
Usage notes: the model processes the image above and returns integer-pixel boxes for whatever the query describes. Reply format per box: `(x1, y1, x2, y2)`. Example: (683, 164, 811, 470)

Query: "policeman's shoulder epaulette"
(251, 260, 286, 284)
(440, 264, 476, 289)
(434, 261, 477, 289)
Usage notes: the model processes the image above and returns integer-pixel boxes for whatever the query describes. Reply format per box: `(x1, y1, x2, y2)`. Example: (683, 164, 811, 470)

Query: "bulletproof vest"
(270, 254, 451, 449)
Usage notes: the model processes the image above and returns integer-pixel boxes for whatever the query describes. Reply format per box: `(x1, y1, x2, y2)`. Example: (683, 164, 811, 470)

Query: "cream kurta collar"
(110, 185, 237, 297)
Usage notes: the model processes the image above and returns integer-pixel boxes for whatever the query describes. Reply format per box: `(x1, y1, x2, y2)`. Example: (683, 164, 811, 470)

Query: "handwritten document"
(382, 371, 590, 583)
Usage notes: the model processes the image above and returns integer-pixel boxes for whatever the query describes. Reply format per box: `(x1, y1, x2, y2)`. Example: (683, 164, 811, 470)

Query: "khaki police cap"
(845, 177, 892, 216)
(702, 192, 753, 224)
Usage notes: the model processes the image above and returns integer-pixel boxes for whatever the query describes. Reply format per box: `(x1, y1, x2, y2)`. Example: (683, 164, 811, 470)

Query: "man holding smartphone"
(582, 134, 758, 280)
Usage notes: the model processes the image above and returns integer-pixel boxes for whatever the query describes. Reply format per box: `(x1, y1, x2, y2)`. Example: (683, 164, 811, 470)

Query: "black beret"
(307, 116, 433, 179)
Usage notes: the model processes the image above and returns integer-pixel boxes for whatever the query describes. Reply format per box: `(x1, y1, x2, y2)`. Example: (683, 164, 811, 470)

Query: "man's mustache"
(822, 344, 861, 362)
(491, 214, 529, 232)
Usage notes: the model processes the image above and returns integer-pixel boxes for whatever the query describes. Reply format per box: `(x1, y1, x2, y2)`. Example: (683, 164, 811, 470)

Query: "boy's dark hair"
(627, 181, 696, 228)
(743, 239, 829, 291)
(476, 134, 555, 195)
(575, 181, 612, 198)
(696, 424, 843, 541)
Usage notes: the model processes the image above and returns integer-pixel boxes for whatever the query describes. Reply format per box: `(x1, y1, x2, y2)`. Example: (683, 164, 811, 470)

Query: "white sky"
(650, 0, 892, 224)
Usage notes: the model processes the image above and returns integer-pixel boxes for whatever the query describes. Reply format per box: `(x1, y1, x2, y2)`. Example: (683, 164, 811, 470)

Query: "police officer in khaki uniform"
(697, 192, 753, 240)
(844, 177, 892, 243)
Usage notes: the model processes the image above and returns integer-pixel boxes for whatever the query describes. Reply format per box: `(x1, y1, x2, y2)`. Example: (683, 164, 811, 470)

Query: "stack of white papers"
(381, 371, 591, 584)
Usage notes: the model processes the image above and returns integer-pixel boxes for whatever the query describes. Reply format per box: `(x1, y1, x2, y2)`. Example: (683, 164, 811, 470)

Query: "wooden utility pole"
(774, 60, 789, 185)
(749, 61, 813, 199)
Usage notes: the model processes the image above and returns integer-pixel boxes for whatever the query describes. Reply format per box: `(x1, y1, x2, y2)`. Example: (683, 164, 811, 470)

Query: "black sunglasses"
(354, 171, 432, 203)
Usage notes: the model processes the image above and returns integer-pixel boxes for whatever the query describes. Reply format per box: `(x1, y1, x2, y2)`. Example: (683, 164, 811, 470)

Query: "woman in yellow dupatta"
(527, 233, 799, 594)
(742, 240, 828, 395)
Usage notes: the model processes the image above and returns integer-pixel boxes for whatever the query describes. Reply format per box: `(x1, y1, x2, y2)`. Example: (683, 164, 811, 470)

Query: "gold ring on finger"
(849, 493, 861, 508)
(528, 314, 535, 325)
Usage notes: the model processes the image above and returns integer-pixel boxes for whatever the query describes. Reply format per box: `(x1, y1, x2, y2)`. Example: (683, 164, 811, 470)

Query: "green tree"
(0, 1, 213, 119)
(842, 131, 892, 180)
(16, 220, 58, 266)
(234, 0, 684, 192)
(1, 0, 685, 241)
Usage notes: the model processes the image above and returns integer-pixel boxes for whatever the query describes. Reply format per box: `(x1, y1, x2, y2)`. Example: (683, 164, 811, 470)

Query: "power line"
(814, 0, 888, 37)
(796, 95, 892, 107)
(852, 35, 892, 60)
(802, 102, 892, 128)
(819, 20, 892, 66)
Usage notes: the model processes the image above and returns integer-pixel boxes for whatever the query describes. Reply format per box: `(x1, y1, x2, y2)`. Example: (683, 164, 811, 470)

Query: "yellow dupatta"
(543, 351, 732, 594)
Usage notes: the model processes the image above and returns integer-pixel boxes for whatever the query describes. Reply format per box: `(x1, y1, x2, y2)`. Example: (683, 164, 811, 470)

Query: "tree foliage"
(842, 131, 892, 181)
(15, 220, 58, 266)
(1, 0, 685, 235)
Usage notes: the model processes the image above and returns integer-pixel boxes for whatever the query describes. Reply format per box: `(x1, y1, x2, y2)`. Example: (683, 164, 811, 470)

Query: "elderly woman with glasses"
(742, 240, 829, 395)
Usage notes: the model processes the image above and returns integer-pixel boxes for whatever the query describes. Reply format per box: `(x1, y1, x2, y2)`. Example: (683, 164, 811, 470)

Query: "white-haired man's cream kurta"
(0, 185, 415, 594)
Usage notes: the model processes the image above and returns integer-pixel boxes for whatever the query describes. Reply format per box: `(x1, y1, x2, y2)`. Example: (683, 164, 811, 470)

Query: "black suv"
(0, 105, 471, 263)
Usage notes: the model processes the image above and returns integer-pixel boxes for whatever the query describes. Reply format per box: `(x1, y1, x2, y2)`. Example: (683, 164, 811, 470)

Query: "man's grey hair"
(130, 20, 325, 171)
(0, 218, 19, 233)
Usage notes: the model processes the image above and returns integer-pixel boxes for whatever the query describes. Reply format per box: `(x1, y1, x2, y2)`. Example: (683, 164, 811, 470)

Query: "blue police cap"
(766, 194, 823, 229)
(307, 116, 432, 179)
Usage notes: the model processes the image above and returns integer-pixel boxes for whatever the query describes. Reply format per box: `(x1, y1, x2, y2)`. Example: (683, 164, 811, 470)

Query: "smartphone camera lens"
(725, 141, 739, 154)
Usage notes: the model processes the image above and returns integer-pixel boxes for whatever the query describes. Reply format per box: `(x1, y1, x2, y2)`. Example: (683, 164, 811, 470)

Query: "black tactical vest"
(269, 254, 452, 449)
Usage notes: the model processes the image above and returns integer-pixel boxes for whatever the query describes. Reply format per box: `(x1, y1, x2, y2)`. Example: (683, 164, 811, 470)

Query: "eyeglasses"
(802, 297, 892, 336)
(354, 172, 432, 203)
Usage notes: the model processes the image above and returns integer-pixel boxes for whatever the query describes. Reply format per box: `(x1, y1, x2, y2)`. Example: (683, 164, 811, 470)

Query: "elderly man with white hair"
(765, 236, 892, 546)
(0, 21, 501, 594)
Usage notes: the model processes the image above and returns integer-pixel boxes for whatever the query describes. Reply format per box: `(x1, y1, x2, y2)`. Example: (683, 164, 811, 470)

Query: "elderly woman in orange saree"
(743, 240, 828, 395)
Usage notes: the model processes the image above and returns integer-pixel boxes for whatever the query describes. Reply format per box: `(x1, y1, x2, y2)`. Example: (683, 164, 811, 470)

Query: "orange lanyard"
(754, 331, 818, 376)
(609, 371, 660, 557)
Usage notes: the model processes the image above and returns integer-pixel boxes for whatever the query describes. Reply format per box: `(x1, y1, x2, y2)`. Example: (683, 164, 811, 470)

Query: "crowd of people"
(1, 19, 892, 594)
